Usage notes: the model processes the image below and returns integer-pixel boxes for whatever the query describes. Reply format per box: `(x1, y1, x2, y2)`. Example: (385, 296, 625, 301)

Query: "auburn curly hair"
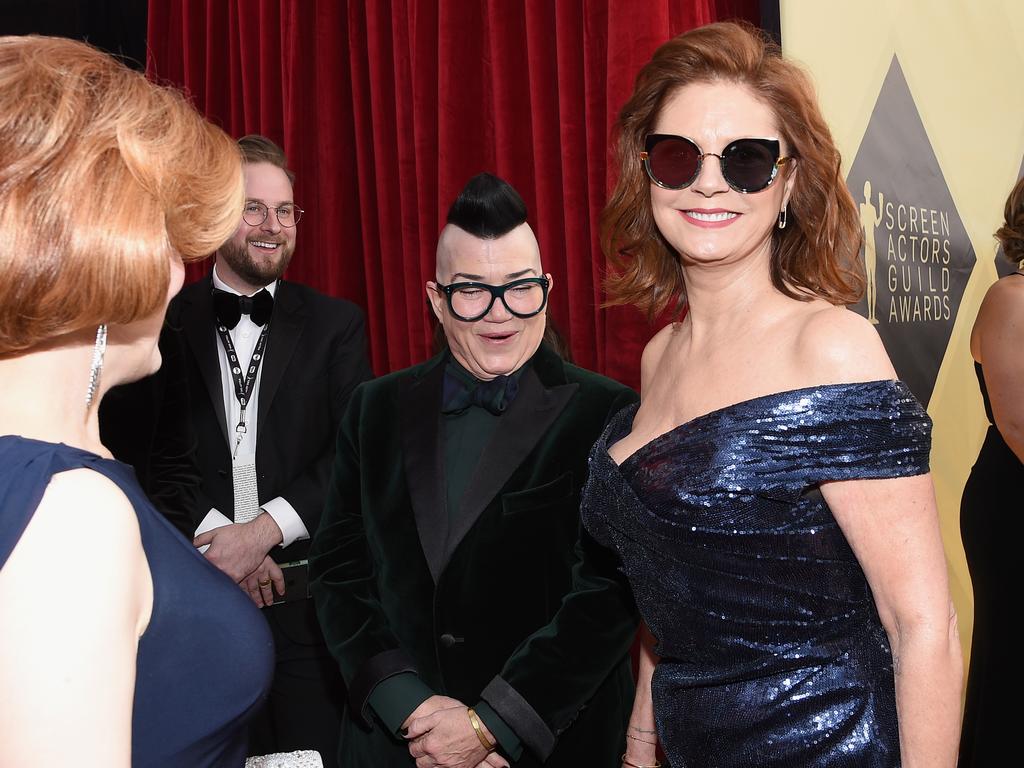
(995, 175, 1024, 266)
(601, 21, 864, 317)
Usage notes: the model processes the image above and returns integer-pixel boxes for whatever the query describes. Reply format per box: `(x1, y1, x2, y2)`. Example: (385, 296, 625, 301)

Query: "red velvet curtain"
(147, 0, 760, 386)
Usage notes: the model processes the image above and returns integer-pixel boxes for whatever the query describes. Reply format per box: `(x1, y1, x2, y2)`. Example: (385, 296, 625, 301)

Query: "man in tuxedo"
(168, 135, 372, 767)
(310, 173, 639, 768)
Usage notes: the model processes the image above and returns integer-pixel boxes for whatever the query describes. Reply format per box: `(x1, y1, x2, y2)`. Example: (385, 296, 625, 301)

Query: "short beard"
(218, 238, 294, 287)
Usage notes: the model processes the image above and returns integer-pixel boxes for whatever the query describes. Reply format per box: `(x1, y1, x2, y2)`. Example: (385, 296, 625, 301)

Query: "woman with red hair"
(0, 36, 272, 766)
(582, 22, 961, 768)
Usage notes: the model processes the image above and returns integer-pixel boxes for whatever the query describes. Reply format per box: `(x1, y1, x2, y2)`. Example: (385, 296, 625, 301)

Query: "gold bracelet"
(466, 707, 496, 752)
(630, 726, 658, 735)
(627, 733, 657, 746)
(621, 754, 662, 768)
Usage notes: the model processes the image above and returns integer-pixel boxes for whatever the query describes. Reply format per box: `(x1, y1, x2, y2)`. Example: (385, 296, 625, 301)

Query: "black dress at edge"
(0, 437, 274, 767)
(581, 380, 931, 767)
(958, 362, 1019, 767)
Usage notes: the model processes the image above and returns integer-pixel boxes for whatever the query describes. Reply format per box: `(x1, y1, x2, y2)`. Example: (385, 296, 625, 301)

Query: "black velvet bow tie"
(441, 365, 519, 416)
(213, 287, 274, 329)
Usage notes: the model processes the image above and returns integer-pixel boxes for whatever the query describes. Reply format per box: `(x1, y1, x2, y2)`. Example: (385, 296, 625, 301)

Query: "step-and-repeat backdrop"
(782, 0, 1024, 669)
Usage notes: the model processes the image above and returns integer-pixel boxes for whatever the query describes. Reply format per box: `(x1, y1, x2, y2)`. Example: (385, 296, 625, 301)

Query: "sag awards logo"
(846, 55, 975, 405)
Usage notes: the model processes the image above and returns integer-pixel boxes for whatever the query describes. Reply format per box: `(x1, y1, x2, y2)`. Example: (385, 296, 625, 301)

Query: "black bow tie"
(213, 287, 274, 329)
(441, 364, 520, 416)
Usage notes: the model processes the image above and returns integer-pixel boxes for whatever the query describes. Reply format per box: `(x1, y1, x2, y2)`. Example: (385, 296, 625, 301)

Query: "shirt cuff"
(474, 700, 523, 761)
(194, 509, 232, 553)
(367, 672, 435, 737)
(261, 496, 309, 548)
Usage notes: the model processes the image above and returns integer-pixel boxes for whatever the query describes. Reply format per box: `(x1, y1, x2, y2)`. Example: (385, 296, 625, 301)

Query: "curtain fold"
(148, 0, 760, 385)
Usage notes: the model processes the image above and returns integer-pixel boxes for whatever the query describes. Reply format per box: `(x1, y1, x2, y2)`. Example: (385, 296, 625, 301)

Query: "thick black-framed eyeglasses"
(434, 276, 550, 322)
(242, 200, 304, 227)
(640, 134, 792, 194)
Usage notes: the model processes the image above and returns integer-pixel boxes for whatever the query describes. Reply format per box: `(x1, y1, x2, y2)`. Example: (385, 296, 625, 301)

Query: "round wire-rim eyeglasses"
(242, 200, 304, 228)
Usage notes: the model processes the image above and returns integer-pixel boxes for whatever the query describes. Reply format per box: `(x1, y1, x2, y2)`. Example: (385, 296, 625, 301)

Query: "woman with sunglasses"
(581, 22, 961, 768)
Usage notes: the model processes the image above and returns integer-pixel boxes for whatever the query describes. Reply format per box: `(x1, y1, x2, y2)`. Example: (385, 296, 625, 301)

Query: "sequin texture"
(581, 380, 930, 767)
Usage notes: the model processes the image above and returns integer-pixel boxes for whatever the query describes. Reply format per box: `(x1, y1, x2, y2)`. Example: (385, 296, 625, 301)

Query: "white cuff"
(194, 509, 233, 553)
(261, 497, 309, 549)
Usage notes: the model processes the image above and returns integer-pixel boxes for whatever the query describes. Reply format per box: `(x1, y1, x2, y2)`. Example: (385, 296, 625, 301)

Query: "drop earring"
(777, 206, 788, 230)
(85, 324, 108, 409)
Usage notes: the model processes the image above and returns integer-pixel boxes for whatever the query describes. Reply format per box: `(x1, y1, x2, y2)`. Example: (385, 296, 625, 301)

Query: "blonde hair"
(238, 134, 295, 183)
(0, 35, 243, 354)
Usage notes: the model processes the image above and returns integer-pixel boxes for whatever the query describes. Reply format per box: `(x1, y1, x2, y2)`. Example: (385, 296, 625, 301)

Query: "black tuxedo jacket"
(100, 325, 200, 538)
(309, 344, 640, 767)
(167, 275, 373, 566)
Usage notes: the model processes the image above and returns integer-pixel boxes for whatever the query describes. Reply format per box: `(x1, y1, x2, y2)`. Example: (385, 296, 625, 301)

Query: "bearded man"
(167, 134, 372, 767)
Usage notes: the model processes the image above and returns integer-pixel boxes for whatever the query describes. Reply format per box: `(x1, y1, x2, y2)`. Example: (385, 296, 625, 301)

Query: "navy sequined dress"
(581, 380, 931, 767)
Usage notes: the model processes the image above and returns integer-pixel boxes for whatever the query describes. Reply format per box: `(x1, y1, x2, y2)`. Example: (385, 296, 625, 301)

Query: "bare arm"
(973, 276, 1024, 460)
(822, 473, 961, 767)
(0, 469, 152, 767)
(798, 308, 961, 766)
(622, 624, 659, 768)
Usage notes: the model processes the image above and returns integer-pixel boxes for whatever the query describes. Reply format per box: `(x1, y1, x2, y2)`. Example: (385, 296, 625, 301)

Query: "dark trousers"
(248, 599, 345, 768)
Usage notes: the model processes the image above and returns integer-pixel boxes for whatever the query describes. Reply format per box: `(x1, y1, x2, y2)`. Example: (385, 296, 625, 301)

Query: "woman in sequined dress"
(583, 22, 961, 768)
(958, 177, 1024, 766)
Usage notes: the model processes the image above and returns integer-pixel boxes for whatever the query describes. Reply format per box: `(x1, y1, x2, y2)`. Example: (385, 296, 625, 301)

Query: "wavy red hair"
(601, 22, 863, 317)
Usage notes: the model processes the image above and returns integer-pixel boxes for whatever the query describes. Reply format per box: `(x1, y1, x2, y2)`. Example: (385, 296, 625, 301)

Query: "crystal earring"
(85, 324, 108, 409)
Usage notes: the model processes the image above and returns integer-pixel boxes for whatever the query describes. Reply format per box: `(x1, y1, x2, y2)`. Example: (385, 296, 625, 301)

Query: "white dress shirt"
(194, 264, 310, 547)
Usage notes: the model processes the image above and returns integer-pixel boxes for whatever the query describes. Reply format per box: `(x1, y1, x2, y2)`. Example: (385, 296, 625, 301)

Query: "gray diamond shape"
(846, 55, 975, 406)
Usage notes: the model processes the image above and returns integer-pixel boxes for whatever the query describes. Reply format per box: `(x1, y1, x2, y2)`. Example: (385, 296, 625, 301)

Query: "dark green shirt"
(367, 357, 528, 760)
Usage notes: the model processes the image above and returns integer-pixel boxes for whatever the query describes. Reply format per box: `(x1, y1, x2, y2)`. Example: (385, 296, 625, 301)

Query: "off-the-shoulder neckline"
(607, 378, 913, 469)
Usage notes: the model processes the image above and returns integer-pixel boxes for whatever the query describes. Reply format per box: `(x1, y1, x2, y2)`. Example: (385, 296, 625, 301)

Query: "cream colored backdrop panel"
(782, 0, 1024, 669)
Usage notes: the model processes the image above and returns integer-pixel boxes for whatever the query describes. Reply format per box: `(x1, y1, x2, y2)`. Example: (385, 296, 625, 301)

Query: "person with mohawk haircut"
(310, 173, 640, 768)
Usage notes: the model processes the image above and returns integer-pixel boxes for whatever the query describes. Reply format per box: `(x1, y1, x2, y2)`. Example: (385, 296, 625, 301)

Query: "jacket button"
(439, 633, 459, 648)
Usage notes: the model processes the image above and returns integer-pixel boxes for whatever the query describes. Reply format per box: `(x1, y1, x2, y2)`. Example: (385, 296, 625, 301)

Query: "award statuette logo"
(846, 55, 975, 406)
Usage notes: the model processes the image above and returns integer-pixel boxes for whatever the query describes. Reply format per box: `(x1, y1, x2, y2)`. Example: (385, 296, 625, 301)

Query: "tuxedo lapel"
(256, 281, 305, 433)
(442, 361, 578, 572)
(180, 277, 230, 446)
(400, 358, 448, 583)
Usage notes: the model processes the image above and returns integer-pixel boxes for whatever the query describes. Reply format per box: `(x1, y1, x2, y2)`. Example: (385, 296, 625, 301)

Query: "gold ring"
(258, 579, 272, 587)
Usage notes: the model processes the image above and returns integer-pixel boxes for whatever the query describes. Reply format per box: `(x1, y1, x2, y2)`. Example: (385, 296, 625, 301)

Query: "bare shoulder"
(793, 305, 896, 384)
(25, 469, 148, 581)
(43, 468, 140, 534)
(974, 273, 1024, 363)
(978, 273, 1024, 321)
(3, 467, 152, 626)
(639, 323, 681, 393)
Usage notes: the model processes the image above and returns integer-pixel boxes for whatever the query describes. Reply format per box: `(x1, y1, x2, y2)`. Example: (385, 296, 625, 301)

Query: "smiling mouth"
(480, 330, 518, 342)
(685, 210, 738, 222)
(249, 240, 281, 251)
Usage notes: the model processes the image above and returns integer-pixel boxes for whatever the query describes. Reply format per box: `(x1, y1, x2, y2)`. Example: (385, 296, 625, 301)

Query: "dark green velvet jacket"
(309, 344, 639, 767)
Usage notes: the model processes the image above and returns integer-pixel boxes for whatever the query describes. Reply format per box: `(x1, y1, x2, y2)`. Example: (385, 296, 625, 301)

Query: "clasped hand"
(404, 696, 509, 768)
(193, 513, 282, 582)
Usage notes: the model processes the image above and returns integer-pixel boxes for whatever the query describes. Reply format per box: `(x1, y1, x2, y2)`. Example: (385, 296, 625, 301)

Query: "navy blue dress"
(581, 381, 931, 767)
(0, 437, 274, 767)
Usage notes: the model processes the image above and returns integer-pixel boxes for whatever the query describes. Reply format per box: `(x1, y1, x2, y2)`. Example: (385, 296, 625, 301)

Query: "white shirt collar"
(211, 262, 279, 298)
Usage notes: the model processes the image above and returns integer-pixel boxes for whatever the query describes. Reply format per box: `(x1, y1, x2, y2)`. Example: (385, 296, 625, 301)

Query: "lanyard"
(215, 321, 271, 457)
